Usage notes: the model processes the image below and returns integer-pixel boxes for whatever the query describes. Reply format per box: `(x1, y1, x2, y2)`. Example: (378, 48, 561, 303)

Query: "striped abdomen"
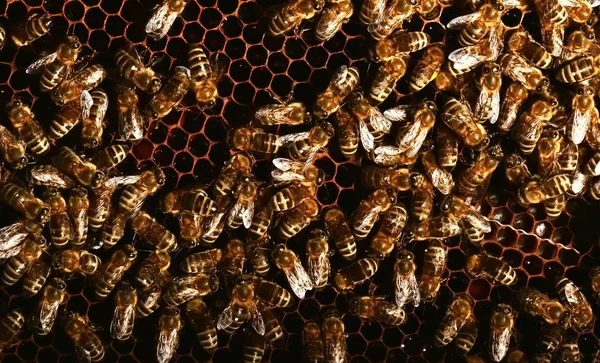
(556, 56, 598, 83)
(50, 103, 80, 139)
(2, 256, 30, 286)
(243, 333, 266, 363)
(22, 260, 51, 297)
(267, 5, 301, 36)
(189, 44, 211, 80)
(249, 209, 271, 241)
(411, 188, 433, 222)
(16, 120, 50, 155)
(459, 20, 488, 46)
(40, 61, 67, 92)
(118, 184, 148, 217)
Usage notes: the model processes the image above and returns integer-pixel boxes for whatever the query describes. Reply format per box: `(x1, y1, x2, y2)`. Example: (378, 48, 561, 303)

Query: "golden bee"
(544, 194, 567, 219)
(186, 298, 218, 353)
(412, 216, 462, 241)
(393, 249, 420, 308)
(131, 212, 178, 252)
(146, 0, 190, 40)
(271, 158, 326, 187)
(27, 165, 75, 189)
(51, 146, 106, 189)
(360, 166, 410, 191)
(441, 195, 491, 234)
(334, 106, 360, 159)
(475, 61, 502, 124)
(89, 175, 139, 231)
(0, 179, 49, 223)
(243, 331, 267, 363)
(370, 203, 408, 259)
(409, 43, 446, 93)
(555, 276, 593, 332)
(268, 175, 321, 212)
(94, 244, 138, 299)
(28, 277, 66, 335)
(488, 304, 515, 362)
(323, 206, 357, 261)
(422, 148, 455, 195)
(0, 220, 42, 260)
(418, 239, 447, 302)
(350, 189, 395, 239)
(278, 198, 320, 239)
(322, 310, 347, 363)
(518, 288, 570, 325)
(146, 66, 191, 119)
(349, 92, 395, 153)
(368, 0, 415, 41)
(67, 186, 89, 248)
(52, 249, 101, 276)
(92, 144, 130, 170)
(81, 89, 109, 148)
(373, 31, 431, 62)
(214, 153, 254, 199)
(262, 308, 284, 347)
(115, 42, 162, 94)
(41, 189, 70, 248)
(217, 275, 265, 334)
(63, 312, 105, 362)
(101, 209, 127, 249)
(532, 0, 568, 25)
(441, 96, 487, 147)
(435, 125, 459, 170)
(536, 130, 560, 176)
(188, 44, 226, 108)
(359, 0, 385, 25)
(416, 0, 441, 19)
(49, 101, 85, 141)
(498, 53, 549, 93)
(26, 36, 82, 92)
(588, 177, 600, 200)
(265, 0, 325, 36)
(410, 173, 434, 223)
(254, 276, 295, 308)
(465, 254, 517, 285)
(6, 99, 50, 156)
(135, 250, 171, 291)
(163, 273, 219, 306)
(164, 188, 219, 216)
(0, 125, 26, 170)
(51, 64, 106, 107)
(181, 248, 222, 274)
(137, 280, 166, 318)
(455, 317, 478, 356)
(219, 238, 247, 276)
(303, 321, 325, 362)
(227, 127, 284, 155)
(11, 13, 53, 47)
(507, 30, 553, 69)
(568, 85, 598, 145)
(119, 168, 165, 218)
(314, 65, 360, 119)
(0, 309, 25, 351)
(1, 233, 46, 286)
(116, 82, 145, 142)
(255, 101, 310, 126)
(458, 143, 504, 196)
(247, 236, 271, 277)
(448, 23, 504, 73)
(497, 82, 529, 133)
(156, 306, 183, 363)
(175, 210, 203, 245)
(434, 294, 474, 347)
(556, 55, 600, 84)
(286, 122, 335, 165)
(517, 173, 572, 206)
(273, 244, 314, 298)
(446, 2, 504, 46)
(110, 281, 137, 341)
(226, 176, 258, 230)
(306, 229, 331, 289)
(557, 335, 581, 363)
(334, 257, 379, 291)
(537, 324, 564, 360)
(315, 0, 353, 42)
(350, 296, 406, 326)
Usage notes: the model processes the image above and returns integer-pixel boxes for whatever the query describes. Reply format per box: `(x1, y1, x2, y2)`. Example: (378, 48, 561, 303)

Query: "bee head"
(439, 195, 453, 213)
(153, 168, 166, 186)
(149, 77, 162, 94)
(13, 156, 28, 170)
(91, 171, 107, 189)
(52, 278, 67, 291)
(312, 104, 329, 120)
(37, 206, 50, 223)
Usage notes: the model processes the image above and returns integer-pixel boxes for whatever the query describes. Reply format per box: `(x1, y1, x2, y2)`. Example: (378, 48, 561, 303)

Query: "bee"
(244, 331, 267, 363)
(285, 123, 335, 166)
(255, 101, 310, 126)
(219, 238, 246, 276)
(418, 239, 447, 302)
(101, 209, 127, 249)
(532, 0, 568, 24)
(131, 212, 178, 252)
(51, 146, 106, 189)
(350, 296, 406, 326)
(507, 30, 553, 69)
(446, 2, 504, 46)
(0, 220, 42, 260)
(422, 149, 454, 195)
(268, 176, 321, 213)
(41, 189, 71, 248)
(52, 249, 101, 276)
(412, 216, 462, 241)
(498, 53, 549, 93)
(26, 36, 82, 92)
(306, 229, 330, 289)
(135, 250, 171, 291)
(373, 31, 431, 63)
(278, 198, 320, 239)
(177, 212, 204, 248)
(323, 206, 356, 261)
(247, 237, 271, 277)
(370, 203, 408, 259)
(544, 194, 567, 219)
(560, 26, 598, 64)
(217, 275, 265, 334)
(537, 324, 564, 358)
(92, 180, 141, 234)
(110, 281, 137, 341)
(119, 168, 165, 219)
(322, 310, 347, 363)
(215, 153, 254, 198)
(115, 42, 162, 94)
(146, 66, 191, 119)
(181, 248, 222, 274)
(334, 257, 379, 291)
(11, 13, 53, 47)
(517, 174, 572, 206)
(393, 249, 420, 307)
(156, 306, 183, 363)
(540, 19, 565, 58)
(272, 158, 326, 188)
(265, 0, 325, 37)
(441, 97, 487, 147)
(488, 304, 515, 362)
(303, 321, 325, 362)
(334, 106, 360, 159)
(163, 273, 219, 306)
(351, 189, 395, 239)
(199, 212, 227, 244)
(409, 43, 446, 93)
(94, 244, 138, 299)
(314, 65, 360, 119)
(456, 317, 478, 355)
(555, 276, 593, 332)
(49, 100, 88, 141)
(0, 309, 25, 351)
(368, 0, 416, 41)
(556, 55, 600, 84)
(226, 176, 258, 230)
(6, 100, 50, 156)
(146, 0, 190, 40)
(557, 335, 581, 363)
(369, 55, 410, 105)
(28, 277, 66, 335)
(137, 280, 166, 318)
(27, 165, 76, 189)
(79, 89, 109, 148)
(464, 254, 516, 285)
(435, 126, 459, 171)
(448, 23, 504, 73)
(458, 144, 504, 196)
(22, 258, 51, 297)
(568, 86, 598, 145)
(273, 244, 314, 298)
(186, 298, 217, 353)
(475, 61, 502, 124)
(416, 0, 441, 19)
(254, 277, 295, 308)
(51, 64, 106, 108)
(0, 125, 26, 170)
(504, 155, 531, 187)
(359, 0, 385, 25)
(410, 174, 434, 223)
(67, 186, 89, 248)
(518, 288, 570, 325)
(227, 127, 285, 155)
(537, 130, 560, 176)
(360, 166, 410, 192)
(0, 179, 49, 223)
(315, 0, 353, 42)
(164, 188, 219, 216)
(349, 93, 395, 153)
(441, 195, 491, 233)
(497, 82, 529, 133)
(434, 294, 474, 347)
(263, 309, 284, 347)
(116, 83, 145, 143)
(63, 312, 104, 362)
(2, 233, 46, 286)
(92, 145, 130, 170)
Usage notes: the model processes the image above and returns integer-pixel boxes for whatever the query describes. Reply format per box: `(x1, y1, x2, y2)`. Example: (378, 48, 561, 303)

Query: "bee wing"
(302, 146, 321, 172)
(308, 252, 329, 286)
(330, 65, 349, 86)
(71, 209, 88, 238)
(431, 168, 454, 195)
(315, 7, 347, 41)
(491, 326, 511, 362)
(463, 211, 491, 233)
(440, 315, 460, 342)
(285, 259, 314, 299)
(157, 327, 179, 363)
(448, 45, 486, 70)
(242, 200, 255, 229)
(29, 166, 73, 189)
(111, 304, 134, 339)
(216, 304, 234, 330)
(104, 175, 142, 189)
(0, 222, 27, 252)
(590, 0, 600, 6)
(501, 0, 528, 6)
(355, 209, 381, 232)
(446, 11, 482, 29)
(571, 108, 592, 145)
(397, 121, 425, 157)
(370, 108, 392, 133)
(37, 299, 60, 334)
(50, 213, 74, 240)
(359, 120, 375, 152)
(325, 335, 347, 363)
(278, 131, 311, 146)
(476, 88, 500, 124)
(383, 105, 411, 122)
(146, 3, 175, 40)
(251, 304, 265, 335)
(118, 108, 145, 142)
(271, 159, 305, 183)
(273, 157, 304, 172)
(26, 52, 58, 74)
(563, 281, 585, 306)
(75, 344, 93, 363)
(394, 274, 413, 307)
(80, 91, 94, 120)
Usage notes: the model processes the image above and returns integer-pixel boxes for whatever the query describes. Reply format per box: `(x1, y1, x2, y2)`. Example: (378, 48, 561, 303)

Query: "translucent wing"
(441, 315, 460, 342)
(91, 93, 109, 123)
(256, 105, 293, 125)
(50, 213, 74, 241)
(383, 105, 411, 122)
(146, 3, 176, 40)
(491, 326, 511, 362)
(355, 209, 381, 231)
(463, 211, 491, 233)
(29, 166, 74, 189)
(271, 169, 305, 183)
(395, 272, 420, 307)
(431, 251, 447, 276)
(174, 66, 192, 79)
(273, 157, 304, 172)
(302, 146, 321, 172)
(370, 108, 392, 133)
(373, 145, 402, 165)
(502, 0, 528, 6)
(571, 108, 591, 144)
(448, 45, 486, 70)
(79, 91, 93, 120)
(75, 345, 93, 363)
(359, 120, 375, 152)
(591, 0, 600, 7)
(156, 328, 178, 363)
(104, 175, 141, 189)
(315, 7, 347, 41)
(308, 252, 329, 287)
(563, 282, 584, 306)
(325, 335, 347, 363)
(279, 131, 310, 145)
(0, 222, 27, 253)
(111, 304, 134, 339)
(488, 89, 500, 124)
(71, 209, 87, 241)
(38, 299, 60, 334)
(431, 168, 454, 195)
(284, 258, 314, 299)
(26, 52, 58, 74)
(446, 12, 482, 29)
(216, 304, 234, 330)
(251, 304, 265, 335)
(397, 121, 427, 157)
(119, 108, 145, 142)
(330, 65, 348, 86)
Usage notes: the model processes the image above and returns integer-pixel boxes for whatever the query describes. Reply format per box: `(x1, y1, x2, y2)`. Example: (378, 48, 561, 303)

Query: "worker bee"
(409, 43, 446, 93)
(94, 244, 137, 299)
(51, 146, 106, 189)
(412, 216, 462, 241)
(350, 296, 406, 326)
(137, 280, 166, 318)
(254, 277, 295, 308)
(370, 203, 408, 259)
(255, 101, 310, 127)
(446, 2, 504, 46)
(314, 65, 360, 119)
(0, 125, 26, 170)
(273, 244, 314, 298)
(418, 239, 447, 302)
(67, 186, 88, 248)
(557, 335, 581, 363)
(199, 212, 227, 244)
(507, 30, 552, 69)
(560, 26, 598, 64)
(51, 64, 106, 108)
(448, 23, 504, 73)
(115, 42, 162, 94)
(21, 257, 50, 297)
(226, 176, 258, 230)
(271, 158, 326, 188)
(456, 317, 478, 355)
(518, 288, 570, 325)
(285, 122, 335, 165)
(26, 36, 82, 92)
(185, 298, 217, 353)
(146, 0, 190, 40)
(422, 149, 454, 195)
(517, 173, 572, 206)
(27, 165, 74, 190)
(334, 257, 379, 291)
(156, 306, 183, 363)
(217, 275, 265, 334)
(163, 188, 219, 216)
(2, 233, 46, 286)
(219, 238, 246, 277)
(88, 175, 140, 231)
(410, 174, 434, 223)
(243, 331, 267, 363)
(265, 0, 325, 36)
(214, 152, 253, 198)
(544, 194, 567, 219)
(349, 93, 395, 153)
(49, 100, 85, 141)
(6, 99, 50, 156)
(0, 179, 49, 223)
(441, 195, 491, 234)
(465, 254, 517, 285)
(163, 273, 219, 306)
(434, 294, 474, 347)
(303, 321, 325, 362)
(178, 212, 204, 248)
(247, 236, 271, 277)
(100, 209, 127, 249)
(373, 31, 431, 63)
(458, 143, 504, 196)
(306, 229, 330, 289)
(435, 126, 459, 171)
(556, 276, 593, 332)
(52, 249, 101, 276)
(181, 248, 222, 274)
(556, 55, 600, 84)
(41, 189, 71, 248)
(131, 212, 178, 252)
(146, 66, 191, 119)
(268, 175, 321, 212)
(497, 82, 529, 133)
(368, 0, 415, 41)
(360, 166, 410, 191)
(322, 310, 347, 363)
(0, 220, 42, 260)
(323, 206, 356, 261)
(532, 0, 568, 25)
(351, 189, 395, 239)
(278, 198, 320, 239)
(81, 89, 109, 148)
(63, 312, 104, 362)
(135, 250, 171, 291)
(119, 168, 165, 219)
(537, 323, 564, 358)
(188, 45, 227, 108)
(116, 83, 145, 143)
(11, 13, 53, 47)
(359, 0, 385, 25)
(227, 127, 286, 155)
(489, 304, 515, 362)
(315, 0, 353, 42)
(475, 61, 502, 124)
(370, 55, 410, 105)
(28, 277, 66, 335)
(109, 281, 138, 341)
(568, 86, 598, 145)
(441, 97, 487, 147)
(262, 308, 284, 347)
(92, 144, 130, 170)
(498, 53, 549, 93)
(393, 249, 420, 307)
(0, 309, 25, 351)
(334, 106, 360, 159)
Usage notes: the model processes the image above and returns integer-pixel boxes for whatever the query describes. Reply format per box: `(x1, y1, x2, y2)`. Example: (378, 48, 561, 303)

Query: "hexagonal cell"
(401, 334, 424, 356)
(558, 248, 580, 267)
(502, 249, 523, 268)
(543, 261, 565, 280)
(513, 213, 534, 232)
(482, 242, 503, 257)
(522, 255, 543, 275)
(289, 60, 312, 82)
(152, 145, 174, 166)
(365, 341, 387, 361)
(307, 47, 329, 68)
(447, 249, 466, 271)
(317, 182, 339, 205)
(551, 227, 573, 246)
(298, 298, 320, 320)
(468, 278, 491, 300)
(516, 234, 537, 253)
(491, 206, 512, 225)
(360, 321, 383, 341)
(497, 227, 517, 247)
(347, 333, 367, 356)
(447, 272, 470, 293)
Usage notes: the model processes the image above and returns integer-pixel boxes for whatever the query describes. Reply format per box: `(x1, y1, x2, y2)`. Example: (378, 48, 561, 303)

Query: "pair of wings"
(284, 257, 315, 299)
(308, 250, 330, 287)
(31, 297, 61, 335)
(216, 301, 265, 335)
(156, 327, 179, 363)
(0, 222, 30, 259)
(110, 304, 135, 340)
(227, 192, 255, 229)
(395, 272, 420, 308)
(570, 103, 598, 145)
(28, 165, 76, 189)
(475, 84, 501, 125)
(316, 3, 353, 42)
(146, 2, 180, 41)
(449, 23, 504, 71)
(359, 106, 394, 152)
(271, 158, 311, 184)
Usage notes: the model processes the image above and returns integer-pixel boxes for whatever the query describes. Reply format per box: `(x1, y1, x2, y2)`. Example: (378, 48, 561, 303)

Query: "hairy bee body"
(28, 278, 66, 335)
(278, 198, 319, 239)
(0, 309, 26, 350)
(370, 55, 409, 104)
(334, 257, 378, 291)
(409, 43, 446, 92)
(52, 249, 101, 276)
(350, 296, 406, 325)
(12, 14, 53, 47)
(111, 282, 138, 340)
(6, 100, 50, 156)
(314, 65, 360, 119)
(119, 169, 165, 218)
(434, 294, 474, 347)
(0, 125, 27, 170)
(303, 321, 325, 362)
(186, 298, 218, 352)
(131, 212, 177, 252)
(2, 234, 46, 286)
(455, 317, 478, 355)
(146, 66, 190, 119)
(82, 89, 109, 148)
(163, 273, 219, 306)
(64, 313, 105, 362)
(373, 31, 431, 62)
(244, 331, 267, 363)
(115, 47, 162, 94)
(1, 181, 50, 223)
(419, 240, 447, 302)
(556, 55, 599, 84)
(94, 245, 137, 299)
(266, 0, 325, 36)
(351, 189, 395, 239)
(28, 36, 81, 92)
(518, 288, 570, 325)
(135, 250, 171, 291)
(369, 203, 408, 259)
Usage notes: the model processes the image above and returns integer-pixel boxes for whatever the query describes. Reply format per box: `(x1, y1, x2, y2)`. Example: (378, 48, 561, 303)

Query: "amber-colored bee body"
(351, 189, 395, 239)
(52, 249, 101, 276)
(189, 44, 226, 108)
(94, 244, 137, 299)
(488, 304, 515, 362)
(67, 186, 89, 248)
(254, 277, 295, 308)
(537, 323, 564, 358)
(314, 65, 360, 119)
(0, 309, 26, 351)
(278, 198, 320, 239)
(181, 248, 222, 274)
(101, 209, 127, 249)
(186, 298, 218, 353)
(131, 212, 177, 252)
(350, 296, 406, 326)
(0, 181, 49, 223)
(51, 64, 106, 106)
(92, 144, 130, 170)
(498, 82, 529, 133)
(455, 317, 478, 355)
(466, 254, 517, 285)
(26, 36, 82, 92)
(21, 258, 51, 297)
(28, 277, 66, 335)
(507, 30, 552, 69)
(517, 174, 572, 206)
(11, 14, 53, 47)
(116, 83, 145, 143)
(115, 45, 162, 94)
(518, 288, 570, 325)
(119, 168, 165, 218)
(6, 100, 50, 156)
(498, 53, 549, 93)
(334, 106, 360, 159)
(52, 146, 106, 189)
(368, 0, 415, 41)
(410, 174, 434, 223)
(217, 275, 259, 334)
(369, 55, 409, 104)
(361, 166, 410, 191)
(111, 281, 138, 340)
(244, 331, 267, 363)
(334, 257, 379, 291)
(409, 43, 446, 92)
(555, 277, 593, 332)
(418, 240, 447, 302)
(369, 203, 408, 259)
(137, 281, 165, 318)
(156, 306, 183, 363)
(373, 31, 431, 62)
(458, 144, 504, 196)
(163, 273, 219, 306)
(434, 294, 474, 347)
(2, 234, 46, 286)
(315, 0, 353, 42)
(557, 336, 581, 363)
(556, 55, 599, 84)
(442, 97, 487, 147)
(146, 66, 191, 119)
(135, 250, 171, 291)
(64, 312, 105, 362)
(255, 102, 309, 126)
(81, 89, 109, 148)
(322, 311, 347, 363)
(227, 127, 282, 155)
(265, 0, 325, 36)
(306, 229, 330, 289)
(0, 125, 27, 170)
(323, 206, 357, 261)
(303, 321, 325, 362)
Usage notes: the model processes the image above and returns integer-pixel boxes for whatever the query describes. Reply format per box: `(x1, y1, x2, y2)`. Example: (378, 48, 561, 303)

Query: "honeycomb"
(0, 0, 598, 362)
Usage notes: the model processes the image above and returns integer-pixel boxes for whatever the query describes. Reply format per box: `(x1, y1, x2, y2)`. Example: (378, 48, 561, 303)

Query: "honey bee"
(0, 125, 26, 170)
(475, 61, 502, 124)
(247, 237, 271, 277)
(0, 220, 42, 260)
(63, 312, 105, 362)
(441, 97, 487, 147)
(131, 212, 178, 252)
(214, 152, 253, 197)
(368, 0, 416, 41)
(254, 277, 295, 308)
(323, 206, 356, 261)
(448, 23, 504, 73)
(146, 66, 191, 119)
(351, 189, 395, 239)
(334, 106, 360, 159)
(11, 14, 53, 47)
(101, 209, 127, 249)
(0, 309, 25, 351)
(465, 254, 516, 285)
(360, 166, 410, 192)
(278, 198, 320, 239)
(369, 55, 409, 105)
(458, 143, 504, 196)
(164, 188, 219, 216)
(226, 176, 259, 230)
(556, 276, 593, 332)
(418, 239, 447, 302)
(314, 65, 360, 119)
(21, 257, 50, 297)
(175, 212, 202, 247)
(255, 101, 310, 126)
(92, 144, 130, 170)
(119, 168, 165, 219)
(349, 93, 395, 153)
(137, 280, 166, 318)
(544, 194, 567, 219)
(51, 64, 106, 108)
(219, 238, 246, 277)
(156, 306, 183, 363)
(262, 309, 284, 347)
(285, 123, 335, 166)
(0, 179, 49, 223)
(422, 149, 455, 195)
(447, 2, 504, 46)
(265, 0, 325, 36)
(242, 331, 266, 363)
(135, 250, 171, 291)
(26, 36, 82, 92)
(180, 248, 222, 274)
(498, 53, 549, 93)
(81, 89, 109, 148)
(435, 126, 459, 170)
(518, 288, 570, 325)
(163, 273, 219, 306)
(409, 43, 446, 93)
(517, 173, 572, 206)
(306, 229, 330, 289)
(303, 321, 325, 362)
(532, 0, 568, 25)
(359, 0, 386, 26)
(273, 244, 314, 298)
(334, 257, 379, 291)
(272, 158, 326, 187)
(185, 298, 217, 353)
(557, 335, 581, 363)
(412, 216, 462, 241)
(393, 249, 419, 307)
(441, 195, 491, 233)
(507, 30, 553, 69)
(350, 296, 406, 326)
(68, 186, 89, 248)
(41, 189, 71, 248)
(110, 281, 137, 340)
(227, 127, 286, 155)
(6, 99, 50, 156)
(268, 176, 321, 212)
(455, 317, 478, 355)
(28, 277, 66, 335)
(51, 146, 106, 189)
(27, 165, 75, 189)
(373, 31, 431, 63)
(116, 83, 145, 143)
(189, 45, 227, 108)
(504, 155, 532, 187)
(497, 82, 529, 133)
(52, 249, 101, 276)
(115, 42, 162, 94)
(537, 323, 564, 358)
(370, 203, 408, 259)
(199, 212, 227, 244)
(489, 304, 515, 362)
(217, 275, 265, 334)
(410, 174, 434, 223)
(568, 86, 598, 144)
(322, 310, 347, 363)
(2, 233, 46, 286)
(94, 244, 138, 299)
(49, 100, 86, 141)
(315, 0, 353, 42)
(434, 294, 474, 347)
(537, 130, 560, 176)
(556, 55, 600, 84)
(560, 26, 598, 64)
(146, 0, 190, 40)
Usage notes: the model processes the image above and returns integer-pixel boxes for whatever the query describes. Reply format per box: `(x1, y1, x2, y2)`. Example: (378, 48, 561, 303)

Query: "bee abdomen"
(556, 56, 598, 84)
(20, 123, 50, 155)
(188, 45, 211, 81)
(115, 50, 138, 79)
(40, 62, 67, 92)
(458, 22, 487, 46)
(267, 6, 298, 36)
